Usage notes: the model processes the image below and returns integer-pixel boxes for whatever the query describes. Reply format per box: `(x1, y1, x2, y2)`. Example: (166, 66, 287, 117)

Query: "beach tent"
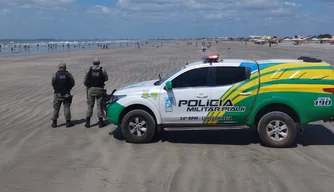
(321, 38, 331, 41)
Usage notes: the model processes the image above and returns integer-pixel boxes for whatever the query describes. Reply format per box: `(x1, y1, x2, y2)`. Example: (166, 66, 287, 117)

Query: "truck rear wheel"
(121, 109, 156, 143)
(257, 111, 297, 148)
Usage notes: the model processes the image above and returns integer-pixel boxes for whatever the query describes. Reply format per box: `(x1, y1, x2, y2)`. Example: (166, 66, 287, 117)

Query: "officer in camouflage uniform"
(84, 58, 108, 128)
(51, 63, 75, 128)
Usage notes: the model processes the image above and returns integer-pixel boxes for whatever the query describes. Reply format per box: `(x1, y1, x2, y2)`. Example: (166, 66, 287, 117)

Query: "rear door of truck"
(204, 63, 260, 125)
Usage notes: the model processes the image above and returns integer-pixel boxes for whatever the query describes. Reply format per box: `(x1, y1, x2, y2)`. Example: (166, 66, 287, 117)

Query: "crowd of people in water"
(0, 43, 32, 52)
(0, 42, 97, 53)
(0, 39, 223, 55)
(0, 41, 161, 55)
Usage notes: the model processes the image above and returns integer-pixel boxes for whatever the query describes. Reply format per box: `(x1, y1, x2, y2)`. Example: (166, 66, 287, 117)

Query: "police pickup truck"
(104, 55, 334, 148)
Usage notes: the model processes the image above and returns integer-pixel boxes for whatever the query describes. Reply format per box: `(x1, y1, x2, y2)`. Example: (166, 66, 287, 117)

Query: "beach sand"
(0, 41, 334, 192)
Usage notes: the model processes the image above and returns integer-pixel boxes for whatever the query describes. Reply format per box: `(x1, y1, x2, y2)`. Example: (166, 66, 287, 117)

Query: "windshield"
(154, 67, 184, 85)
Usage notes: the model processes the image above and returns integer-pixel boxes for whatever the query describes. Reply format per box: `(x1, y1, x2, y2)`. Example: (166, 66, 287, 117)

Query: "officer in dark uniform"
(51, 62, 75, 128)
(84, 58, 108, 128)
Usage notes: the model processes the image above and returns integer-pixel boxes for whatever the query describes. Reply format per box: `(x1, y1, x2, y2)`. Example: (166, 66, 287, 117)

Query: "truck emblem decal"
(150, 92, 158, 99)
(314, 97, 332, 106)
(165, 97, 173, 112)
(141, 92, 150, 98)
(178, 99, 246, 112)
(141, 90, 150, 98)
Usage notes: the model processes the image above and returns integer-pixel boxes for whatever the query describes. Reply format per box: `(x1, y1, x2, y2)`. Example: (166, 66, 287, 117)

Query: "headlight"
(110, 95, 127, 103)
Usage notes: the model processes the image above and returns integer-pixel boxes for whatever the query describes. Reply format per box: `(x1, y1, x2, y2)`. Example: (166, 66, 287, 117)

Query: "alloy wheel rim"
(266, 120, 288, 142)
(129, 117, 147, 137)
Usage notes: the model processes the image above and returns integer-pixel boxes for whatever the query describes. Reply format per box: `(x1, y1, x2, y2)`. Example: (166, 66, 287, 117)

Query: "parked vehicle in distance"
(104, 54, 334, 148)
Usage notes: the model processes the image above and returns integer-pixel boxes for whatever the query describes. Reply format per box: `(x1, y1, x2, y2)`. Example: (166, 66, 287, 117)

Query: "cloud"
(112, 0, 305, 23)
(115, 0, 284, 11)
(284, 1, 299, 7)
(236, 0, 280, 9)
(86, 5, 123, 19)
(1, 0, 332, 39)
(116, 0, 181, 12)
(0, 0, 75, 9)
(312, 0, 334, 2)
(89, 5, 111, 14)
(0, 8, 11, 15)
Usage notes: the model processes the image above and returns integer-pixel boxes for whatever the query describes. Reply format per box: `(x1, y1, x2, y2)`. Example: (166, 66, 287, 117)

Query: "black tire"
(257, 111, 297, 148)
(121, 109, 156, 143)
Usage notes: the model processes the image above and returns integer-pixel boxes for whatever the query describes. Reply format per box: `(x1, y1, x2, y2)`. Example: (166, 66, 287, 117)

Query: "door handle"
(239, 92, 251, 96)
(196, 94, 208, 98)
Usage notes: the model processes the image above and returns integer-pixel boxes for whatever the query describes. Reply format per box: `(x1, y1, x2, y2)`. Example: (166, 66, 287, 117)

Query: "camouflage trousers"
(86, 88, 104, 118)
(52, 93, 73, 121)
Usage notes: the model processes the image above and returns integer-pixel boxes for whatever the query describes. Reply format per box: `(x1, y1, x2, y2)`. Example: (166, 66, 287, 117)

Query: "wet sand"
(0, 41, 334, 192)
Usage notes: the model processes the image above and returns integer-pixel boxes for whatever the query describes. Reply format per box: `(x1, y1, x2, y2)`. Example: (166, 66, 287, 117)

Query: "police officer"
(51, 62, 75, 128)
(84, 58, 108, 128)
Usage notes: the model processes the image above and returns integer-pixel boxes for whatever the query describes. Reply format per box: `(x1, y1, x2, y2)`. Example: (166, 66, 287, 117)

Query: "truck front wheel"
(257, 111, 297, 148)
(121, 109, 156, 143)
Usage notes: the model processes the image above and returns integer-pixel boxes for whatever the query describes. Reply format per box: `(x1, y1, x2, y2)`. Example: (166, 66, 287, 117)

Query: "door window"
(171, 67, 209, 88)
(214, 66, 250, 86)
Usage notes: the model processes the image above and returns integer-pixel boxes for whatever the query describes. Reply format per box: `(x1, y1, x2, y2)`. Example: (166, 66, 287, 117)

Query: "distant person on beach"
(51, 62, 75, 128)
(202, 42, 206, 52)
(83, 58, 109, 128)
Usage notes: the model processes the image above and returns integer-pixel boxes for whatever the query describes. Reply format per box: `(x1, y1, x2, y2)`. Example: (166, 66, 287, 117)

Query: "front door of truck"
(159, 66, 212, 125)
(207, 65, 258, 125)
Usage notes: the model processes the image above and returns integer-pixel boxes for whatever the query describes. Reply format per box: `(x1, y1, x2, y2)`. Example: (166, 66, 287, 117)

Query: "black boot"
(51, 120, 57, 128)
(98, 117, 105, 128)
(85, 117, 91, 128)
(66, 120, 74, 128)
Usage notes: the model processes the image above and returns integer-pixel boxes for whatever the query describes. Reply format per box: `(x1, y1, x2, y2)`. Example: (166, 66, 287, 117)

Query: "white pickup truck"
(103, 55, 334, 148)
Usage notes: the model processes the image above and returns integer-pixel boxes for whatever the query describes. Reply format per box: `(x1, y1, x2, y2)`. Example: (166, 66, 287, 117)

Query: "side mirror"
(165, 81, 172, 90)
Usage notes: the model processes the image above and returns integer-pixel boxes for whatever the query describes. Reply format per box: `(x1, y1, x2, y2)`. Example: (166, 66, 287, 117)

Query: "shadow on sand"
(89, 120, 111, 128)
(57, 119, 111, 128)
(110, 124, 334, 147)
(57, 118, 86, 127)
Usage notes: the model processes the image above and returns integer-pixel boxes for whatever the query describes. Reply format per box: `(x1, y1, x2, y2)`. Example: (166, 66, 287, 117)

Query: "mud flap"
(323, 117, 334, 122)
(300, 124, 307, 135)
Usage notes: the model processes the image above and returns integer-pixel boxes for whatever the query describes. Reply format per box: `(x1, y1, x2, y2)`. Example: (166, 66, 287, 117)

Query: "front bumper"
(106, 102, 125, 125)
(104, 89, 125, 125)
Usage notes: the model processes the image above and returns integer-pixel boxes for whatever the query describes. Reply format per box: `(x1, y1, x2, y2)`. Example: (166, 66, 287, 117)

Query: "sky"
(0, 0, 333, 39)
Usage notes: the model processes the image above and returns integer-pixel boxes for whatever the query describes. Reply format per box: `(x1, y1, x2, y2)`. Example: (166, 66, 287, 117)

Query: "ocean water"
(0, 39, 167, 57)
